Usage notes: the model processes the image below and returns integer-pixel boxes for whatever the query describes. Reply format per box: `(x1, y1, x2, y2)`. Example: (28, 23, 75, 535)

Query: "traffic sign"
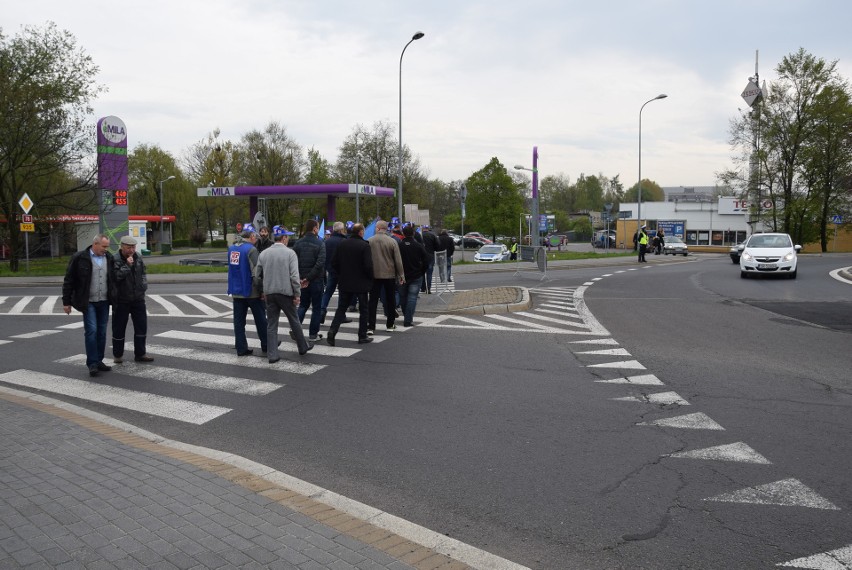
(20, 223, 35, 232)
(831, 214, 842, 224)
(22, 214, 33, 223)
(18, 193, 34, 214)
(741, 81, 762, 107)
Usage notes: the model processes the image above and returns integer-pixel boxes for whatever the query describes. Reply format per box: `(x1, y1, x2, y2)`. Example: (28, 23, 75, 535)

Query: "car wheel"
(740, 271, 748, 279)
(788, 269, 797, 279)
(683, 253, 688, 256)
(731, 257, 738, 264)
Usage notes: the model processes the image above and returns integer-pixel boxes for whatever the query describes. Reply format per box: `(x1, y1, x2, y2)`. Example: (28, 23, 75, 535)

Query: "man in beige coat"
(367, 220, 405, 333)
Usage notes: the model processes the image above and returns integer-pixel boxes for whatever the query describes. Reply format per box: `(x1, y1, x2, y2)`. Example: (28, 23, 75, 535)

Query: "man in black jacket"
(326, 223, 373, 346)
(292, 219, 326, 342)
(420, 224, 442, 293)
(437, 229, 455, 283)
(398, 225, 429, 326)
(62, 234, 115, 376)
(111, 235, 153, 364)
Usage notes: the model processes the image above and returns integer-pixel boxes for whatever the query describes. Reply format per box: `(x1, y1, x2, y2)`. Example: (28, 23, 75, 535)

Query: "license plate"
(758, 263, 776, 269)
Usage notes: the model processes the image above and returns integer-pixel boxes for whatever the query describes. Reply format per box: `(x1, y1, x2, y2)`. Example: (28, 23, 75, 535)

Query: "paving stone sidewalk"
(0, 393, 473, 569)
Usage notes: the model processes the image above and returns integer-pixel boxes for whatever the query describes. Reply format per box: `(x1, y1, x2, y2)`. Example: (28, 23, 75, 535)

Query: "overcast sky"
(6, 1, 852, 189)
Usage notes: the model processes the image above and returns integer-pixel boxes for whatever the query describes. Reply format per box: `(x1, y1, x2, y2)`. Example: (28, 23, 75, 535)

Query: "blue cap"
(272, 225, 295, 237)
(243, 223, 256, 233)
(346, 221, 354, 229)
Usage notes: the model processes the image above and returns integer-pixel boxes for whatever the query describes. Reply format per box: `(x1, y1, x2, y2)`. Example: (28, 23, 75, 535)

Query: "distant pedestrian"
(655, 229, 665, 255)
(438, 229, 455, 282)
(292, 219, 326, 342)
(111, 235, 153, 364)
(256, 226, 273, 252)
(326, 223, 374, 346)
(637, 225, 649, 263)
(367, 220, 405, 333)
(420, 224, 442, 293)
(255, 226, 313, 361)
(509, 237, 518, 260)
(62, 234, 115, 377)
(227, 229, 269, 356)
(398, 225, 429, 327)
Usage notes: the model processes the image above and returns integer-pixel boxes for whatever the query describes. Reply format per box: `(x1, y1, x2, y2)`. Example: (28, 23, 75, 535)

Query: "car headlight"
(742, 252, 753, 261)
(784, 252, 795, 262)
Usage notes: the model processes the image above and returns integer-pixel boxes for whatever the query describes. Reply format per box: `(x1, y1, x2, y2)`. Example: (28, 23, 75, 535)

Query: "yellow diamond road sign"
(19, 193, 34, 214)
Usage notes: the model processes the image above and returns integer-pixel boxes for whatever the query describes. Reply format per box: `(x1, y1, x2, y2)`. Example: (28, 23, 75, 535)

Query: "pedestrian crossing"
(0, 294, 235, 317)
(417, 286, 611, 336)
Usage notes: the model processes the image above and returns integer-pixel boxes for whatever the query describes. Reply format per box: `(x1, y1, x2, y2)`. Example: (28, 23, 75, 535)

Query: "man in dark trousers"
(326, 223, 374, 346)
(292, 219, 326, 342)
(437, 229, 455, 283)
(637, 225, 649, 263)
(398, 225, 429, 327)
(420, 224, 442, 293)
(111, 235, 153, 364)
(62, 234, 115, 376)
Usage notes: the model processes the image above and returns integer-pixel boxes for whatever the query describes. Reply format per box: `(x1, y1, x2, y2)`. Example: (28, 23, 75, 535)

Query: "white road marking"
(778, 544, 852, 569)
(484, 314, 571, 332)
(9, 296, 34, 314)
(56, 322, 85, 329)
(611, 391, 689, 405)
(638, 412, 725, 430)
(669, 442, 771, 464)
(191, 320, 391, 343)
(10, 330, 62, 339)
(595, 374, 664, 385)
(576, 348, 632, 356)
(39, 296, 59, 314)
(0, 296, 7, 306)
(176, 294, 223, 316)
(587, 360, 646, 369)
(155, 330, 359, 357)
(56, 355, 282, 395)
(516, 312, 584, 326)
(0, 340, 12, 346)
(144, 343, 325, 374)
(147, 294, 181, 315)
(200, 293, 234, 308)
(571, 338, 619, 345)
(0, 369, 231, 425)
(706, 478, 839, 510)
(573, 286, 610, 335)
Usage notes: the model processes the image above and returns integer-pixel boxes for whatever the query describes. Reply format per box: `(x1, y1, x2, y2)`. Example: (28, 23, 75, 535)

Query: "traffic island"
(445, 286, 531, 315)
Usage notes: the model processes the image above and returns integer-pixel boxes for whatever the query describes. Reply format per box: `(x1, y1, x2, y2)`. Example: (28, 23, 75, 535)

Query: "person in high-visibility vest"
(509, 238, 518, 260)
(638, 225, 649, 263)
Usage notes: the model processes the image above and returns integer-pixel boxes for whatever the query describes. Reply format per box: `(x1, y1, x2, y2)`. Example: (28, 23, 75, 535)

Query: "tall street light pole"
(398, 31, 424, 223)
(638, 94, 667, 228)
(515, 146, 539, 244)
(158, 175, 176, 254)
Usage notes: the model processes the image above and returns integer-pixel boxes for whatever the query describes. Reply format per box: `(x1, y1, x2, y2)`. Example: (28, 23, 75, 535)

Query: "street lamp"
(638, 94, 667, 228)
(398, 31, 425, 222)
(158, 175, 176, 254)
(515, 147, 539, 244)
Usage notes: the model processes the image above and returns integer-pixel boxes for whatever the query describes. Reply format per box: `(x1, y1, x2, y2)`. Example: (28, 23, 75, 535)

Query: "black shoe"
(342, 317, 353, 324)
(96, 362, 111, 372)
(268, 357, 280, 364)
(358, 337, 374, 344)
(298, 343, 314, 356)
(89, 366, 99, 377)
(327, 330, 336, 346)
(289, 331, 297, 341)
(134, 355, 154, 362)
(237, 349, 254, 356)
(403, 322, 413, 327)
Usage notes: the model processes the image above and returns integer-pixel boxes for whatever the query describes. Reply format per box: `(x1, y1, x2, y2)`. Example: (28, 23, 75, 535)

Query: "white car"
(474, 244, 510, 262)
(739, 233, 801, 279)
(662, 235, 689, 256)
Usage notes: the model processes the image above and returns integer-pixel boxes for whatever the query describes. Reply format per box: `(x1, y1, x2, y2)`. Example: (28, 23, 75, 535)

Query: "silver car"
(662, 235, 689, 256)
(739, 233, 801, 279)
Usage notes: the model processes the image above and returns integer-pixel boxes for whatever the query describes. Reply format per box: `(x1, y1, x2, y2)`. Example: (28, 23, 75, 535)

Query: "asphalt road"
(1, 252, 850, 568)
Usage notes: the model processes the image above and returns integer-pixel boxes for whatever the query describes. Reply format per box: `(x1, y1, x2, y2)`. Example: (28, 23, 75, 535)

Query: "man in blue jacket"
(228, 228, 268, 356)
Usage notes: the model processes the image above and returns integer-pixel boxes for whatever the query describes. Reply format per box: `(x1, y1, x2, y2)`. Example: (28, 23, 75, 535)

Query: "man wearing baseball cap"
(111, 235, 154, 363)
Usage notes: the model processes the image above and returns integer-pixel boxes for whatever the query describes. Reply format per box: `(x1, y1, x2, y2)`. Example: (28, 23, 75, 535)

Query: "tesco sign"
(718, 197, 774, 215)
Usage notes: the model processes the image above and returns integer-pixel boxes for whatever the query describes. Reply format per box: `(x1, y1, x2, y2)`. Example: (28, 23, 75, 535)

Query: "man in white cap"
(111, 235, 153, 363)
(637, 225, 649, 263)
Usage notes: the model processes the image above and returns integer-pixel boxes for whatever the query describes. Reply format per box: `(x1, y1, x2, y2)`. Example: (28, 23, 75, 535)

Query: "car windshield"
(479, 245, 502, 254)
(666, 236, 684, 244)
(748, 234, 792, 248)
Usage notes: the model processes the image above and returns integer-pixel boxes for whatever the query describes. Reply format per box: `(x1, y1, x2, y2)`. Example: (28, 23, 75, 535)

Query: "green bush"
(211, 239, 228, 248)
(172, 239, 190, 248)
(189, 229, 206, 248)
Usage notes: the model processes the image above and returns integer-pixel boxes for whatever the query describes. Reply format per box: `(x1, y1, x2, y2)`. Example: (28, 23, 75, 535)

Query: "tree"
(464, 158, 525, 240)
(0, 22, 105, 270)
(127, 144, 192, 246)
(623, 179, 664, 203)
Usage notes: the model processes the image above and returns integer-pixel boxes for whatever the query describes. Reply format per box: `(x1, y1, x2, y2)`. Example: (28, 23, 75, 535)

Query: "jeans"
(112, 299, 148, 358)
(233, 297, 268, 354)
(83, 301, 110, 368)
(320, 271, 338, 312)
(266, 293, 309, 359)
(297, 279, 324, 337)
(399, 277, 422, 325)
(423, 260, 435, 292)
(446, 256, 453, 281)
(368, 278, 397, 330)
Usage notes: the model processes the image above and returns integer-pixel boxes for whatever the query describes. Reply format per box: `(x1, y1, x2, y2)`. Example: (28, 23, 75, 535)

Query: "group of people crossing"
(229, 219, 450, 363)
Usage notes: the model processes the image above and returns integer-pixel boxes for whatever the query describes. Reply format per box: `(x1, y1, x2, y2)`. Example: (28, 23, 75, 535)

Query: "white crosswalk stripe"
(155, 330, 360, 357)
(0, 369, 231, 425)
(189, 320, 393, 343)
(0, 294, 237, 317)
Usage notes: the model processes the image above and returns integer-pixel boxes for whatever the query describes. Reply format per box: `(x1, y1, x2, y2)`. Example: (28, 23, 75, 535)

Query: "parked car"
(473, 244, 510, 262)
(729, 243, 744, 264)
(739, 232, 801, 279)
(662, 235, 689, 256)
(592, 230, 617, 248)
(464, 232, 492, 244)
(460, 237, 489, 249)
